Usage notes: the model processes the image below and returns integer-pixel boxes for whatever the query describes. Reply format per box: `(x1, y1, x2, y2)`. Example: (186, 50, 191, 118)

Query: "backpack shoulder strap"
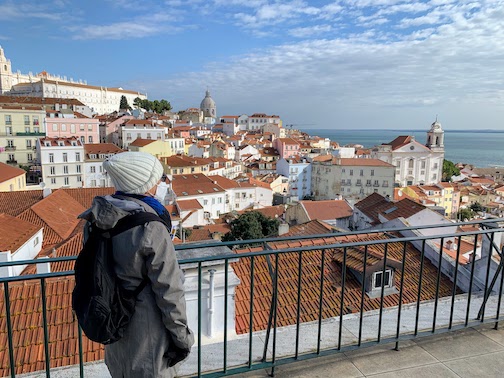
(108, 212, 168, 238)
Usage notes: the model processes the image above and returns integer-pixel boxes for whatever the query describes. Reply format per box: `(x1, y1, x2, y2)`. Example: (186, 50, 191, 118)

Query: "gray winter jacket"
(79, 195, 194, 378)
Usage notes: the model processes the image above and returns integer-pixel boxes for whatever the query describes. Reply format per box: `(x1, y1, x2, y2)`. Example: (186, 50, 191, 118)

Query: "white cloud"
(136, 0, 504, 129)
(0, 1, 65, 20)
(289, 24, 332, 38)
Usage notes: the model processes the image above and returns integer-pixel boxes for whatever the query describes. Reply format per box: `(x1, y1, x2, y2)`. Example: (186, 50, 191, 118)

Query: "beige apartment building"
(0, 105, 46, 167)
(311, 156, 395, 202)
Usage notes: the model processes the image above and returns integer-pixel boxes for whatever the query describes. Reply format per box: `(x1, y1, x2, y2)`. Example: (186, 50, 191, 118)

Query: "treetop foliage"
(133, 97, 172, 113)
(222, 211, 280, 243)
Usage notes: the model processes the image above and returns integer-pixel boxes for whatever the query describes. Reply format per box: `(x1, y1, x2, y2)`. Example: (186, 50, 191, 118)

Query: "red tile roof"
(300, 200, 353, 220)
(0, 214, 41, 252)
(30, 190, 85, 240)
(177, 199, 203, 211)
(129, 138, 156, 147)
(83, 143, 123, 155)
(281, 219, 334, 236)
(233, 233, 458, 334)
(0, 163, 26, 183)
(0, 190, 44, 217)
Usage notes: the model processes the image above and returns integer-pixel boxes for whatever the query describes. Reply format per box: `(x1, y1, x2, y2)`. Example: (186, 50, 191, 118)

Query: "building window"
(374, 180, 379, 187)
(5, 115, 12, 125)
(366, 179, 371, 186)
(421, 161, 426, 169)
(91, 180, 96, 186)
(350, 169, 353, 176)
(360, 169, 363, 176)
(88, 136, 93, 143)
(63, 165, 68, 174)
(52, 124, 58, 131)
(34, 127, 40, 133)
(61, 124, 67, 132)
(24, 115, 30, 125)
(383, 180, 389, 187)
(373, 270, 392, 289)
(51, 178, 56, 184)
(27, 153, 33, 161)
(80, 136, 85, 143)
(77, 165, 81, 173)
(433, 163, 438, 169)
(76, 152, 80, 161)
(33, 116, 39, 125)
(77, 176, 82, 182)
(7, 140, 14, 147)
(49, 153, 54, 163)
(50, 166, 55, 175)
(204, 200, 208, 205)
(90, 166, 96, 173)
(371, 169, 374, 176)
(80, 124, 85, 131)
(63, 153, 68, 162)
(88, 125, 93, 131)
(25, 126, 30, 133)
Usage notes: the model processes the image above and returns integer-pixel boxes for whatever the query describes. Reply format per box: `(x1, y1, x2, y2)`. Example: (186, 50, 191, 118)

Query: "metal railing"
(0, 219, 504, 377)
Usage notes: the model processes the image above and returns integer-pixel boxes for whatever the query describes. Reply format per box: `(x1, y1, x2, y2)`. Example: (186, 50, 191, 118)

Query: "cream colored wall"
(0, 172, 26, 191)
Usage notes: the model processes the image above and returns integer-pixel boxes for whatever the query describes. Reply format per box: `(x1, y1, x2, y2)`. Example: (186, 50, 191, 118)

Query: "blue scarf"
(115, 191, 166, 216)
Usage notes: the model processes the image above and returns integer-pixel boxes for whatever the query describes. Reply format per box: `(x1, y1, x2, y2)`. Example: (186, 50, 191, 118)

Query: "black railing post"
(449, 237, 462, 330)
(295, 251, 303, 359)
(197, 262, 202, 377)
(40, 278, 51, 377)
(3, 282, 16, 378)
(466, 234, 478, 326)
(414, 240, 426, 336)
(338, 247, 347, 351)
(432, 237, 444, 333)
(317, 249, 326, 354)
(223, 259, 229, 373)
(377, 243, 388, 342)
(248, 256, 255, 369)
(395, 242, 408, 351)
(358, 245, 368, 347)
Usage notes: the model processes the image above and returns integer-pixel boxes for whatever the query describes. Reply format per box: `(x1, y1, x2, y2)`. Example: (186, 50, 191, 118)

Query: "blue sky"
(1, 0, 504, 130)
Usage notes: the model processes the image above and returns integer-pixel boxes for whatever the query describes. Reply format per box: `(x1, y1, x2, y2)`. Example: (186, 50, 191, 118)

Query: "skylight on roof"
(182, 192, 188, 196)
(197, 190, 203, 194)
(213, 188, 219, 192)
(384, 206, 398, 214)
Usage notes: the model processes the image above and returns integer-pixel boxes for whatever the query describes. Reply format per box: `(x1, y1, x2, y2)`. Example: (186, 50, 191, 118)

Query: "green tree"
(133, 97, 142, 109)
(470, 202, 484, 212)
(119, 95, 131, 110)
(222, 211, 280, 242)
(458, 208, 474, 221)
(442, 159, 460, 182)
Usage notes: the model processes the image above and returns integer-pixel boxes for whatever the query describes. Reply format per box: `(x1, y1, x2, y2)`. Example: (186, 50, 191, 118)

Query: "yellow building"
(0, 162, 26, 191)
(128, 139, 170, 157)
(402, 183, 460, 219)
(0, 105, 46, 166)
(128, 137, 186, 158)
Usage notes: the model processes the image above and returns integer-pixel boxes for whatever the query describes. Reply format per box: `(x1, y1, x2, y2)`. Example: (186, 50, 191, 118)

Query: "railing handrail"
(1, 220, 502, 284)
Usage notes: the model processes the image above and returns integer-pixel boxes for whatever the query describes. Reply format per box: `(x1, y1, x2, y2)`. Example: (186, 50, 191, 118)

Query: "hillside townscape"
(1, 44, 504, 377)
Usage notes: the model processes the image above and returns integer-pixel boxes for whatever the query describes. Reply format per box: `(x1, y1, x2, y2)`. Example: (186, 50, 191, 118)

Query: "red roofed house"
(0, 162, 26, 191)
(274, 137, 300, 159)
(84, 143, 123, 188)
(285, 199, 353, 229)
(371, 120, 445, 187)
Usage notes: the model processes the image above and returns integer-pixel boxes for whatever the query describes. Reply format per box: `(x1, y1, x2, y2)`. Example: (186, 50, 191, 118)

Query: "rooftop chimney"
(36, 256, 51, 275)
(278, 223, 289, 236)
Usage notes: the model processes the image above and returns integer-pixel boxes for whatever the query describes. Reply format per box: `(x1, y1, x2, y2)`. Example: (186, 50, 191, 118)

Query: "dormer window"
(373, 270, 393, 290)
(58, 141, 64, 146)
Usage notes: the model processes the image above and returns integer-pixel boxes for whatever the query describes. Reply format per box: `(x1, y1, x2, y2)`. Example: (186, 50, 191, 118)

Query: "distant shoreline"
(302, 129, 504, 133)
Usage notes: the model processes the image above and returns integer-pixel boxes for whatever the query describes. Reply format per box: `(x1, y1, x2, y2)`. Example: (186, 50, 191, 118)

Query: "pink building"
(45, 111, 100, 144)
(274, 137, 300, 159)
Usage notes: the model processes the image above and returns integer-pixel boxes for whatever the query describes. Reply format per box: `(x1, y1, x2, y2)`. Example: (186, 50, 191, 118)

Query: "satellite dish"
(398, 190, 403, 197)
(39, 182, 46, 189)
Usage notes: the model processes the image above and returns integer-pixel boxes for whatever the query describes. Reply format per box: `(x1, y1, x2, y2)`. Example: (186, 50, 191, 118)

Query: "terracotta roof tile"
(301, 200, 353, 221)
(0, 163, 26, 183)
(0, 214, 41, 252)
(129, 138, 157, 147)
(30, 190, 85, 240)
(60, 188, 115, 208)
(0, 190, 43, 217)
(233, 233, 458, 334)
(177, 199, 203, 211)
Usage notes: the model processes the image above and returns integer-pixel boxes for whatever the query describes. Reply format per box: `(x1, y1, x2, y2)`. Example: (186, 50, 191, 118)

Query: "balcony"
(4, 146, 16, 151)
(1, 219, 504, 377)
(6, 159, 17, 164)
(16, 132, 45, 136)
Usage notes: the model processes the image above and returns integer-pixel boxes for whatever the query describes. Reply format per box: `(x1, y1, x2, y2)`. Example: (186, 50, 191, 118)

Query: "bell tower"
(426, 117, 444, 152)
(0, 46, 14, 94)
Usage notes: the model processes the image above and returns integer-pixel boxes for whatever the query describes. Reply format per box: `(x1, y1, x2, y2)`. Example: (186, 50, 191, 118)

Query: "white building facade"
(37, 137, 85, 189)
(276, 157, 311, 200)
(371, 121, 445, 187)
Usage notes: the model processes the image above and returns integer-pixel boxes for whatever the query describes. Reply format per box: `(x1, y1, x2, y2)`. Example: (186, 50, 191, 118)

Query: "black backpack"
(72, 211, 168, 345)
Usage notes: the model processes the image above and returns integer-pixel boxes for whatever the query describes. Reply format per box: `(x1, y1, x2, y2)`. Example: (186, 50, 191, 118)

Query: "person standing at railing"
(79, 151, 194, 378)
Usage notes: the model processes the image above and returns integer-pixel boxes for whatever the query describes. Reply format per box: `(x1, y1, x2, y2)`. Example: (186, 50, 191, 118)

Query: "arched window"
(409, 159, 414, 168)
(435, 136, 439, 145)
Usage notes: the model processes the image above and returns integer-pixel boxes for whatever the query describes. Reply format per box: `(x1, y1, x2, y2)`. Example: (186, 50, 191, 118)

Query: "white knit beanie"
(103, 152, 164, 194)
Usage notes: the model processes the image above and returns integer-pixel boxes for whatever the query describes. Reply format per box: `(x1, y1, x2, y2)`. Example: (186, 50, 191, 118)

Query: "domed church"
(200, 89, 217, 123)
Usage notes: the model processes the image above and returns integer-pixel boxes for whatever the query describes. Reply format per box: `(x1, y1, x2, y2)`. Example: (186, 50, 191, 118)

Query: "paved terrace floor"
(236, 324, 504, 378)
(22, 294, 504, 377)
